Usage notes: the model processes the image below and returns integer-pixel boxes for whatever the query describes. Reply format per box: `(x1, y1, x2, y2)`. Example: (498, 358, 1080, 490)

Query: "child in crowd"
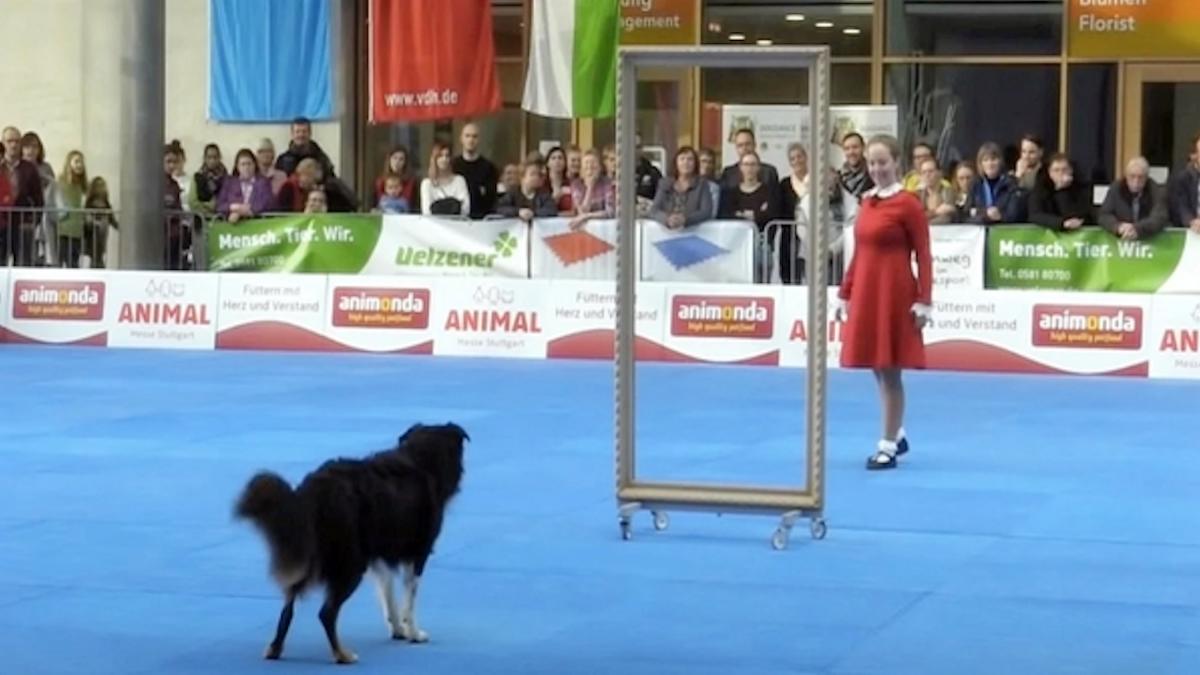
(376, 175, 410, 214)
(83, 176, 116, 268)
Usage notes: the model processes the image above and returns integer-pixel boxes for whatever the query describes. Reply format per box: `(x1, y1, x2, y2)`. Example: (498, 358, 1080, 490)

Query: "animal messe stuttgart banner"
(369, 0, 502, 122)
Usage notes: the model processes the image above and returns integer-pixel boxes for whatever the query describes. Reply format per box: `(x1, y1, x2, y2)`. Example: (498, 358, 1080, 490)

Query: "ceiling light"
(785, 14, 805, 22)
(728, 33, 746, 41)
(815, 21, 834, 29)
(843, 28, 861, 35)
(756, 39, 773, 46)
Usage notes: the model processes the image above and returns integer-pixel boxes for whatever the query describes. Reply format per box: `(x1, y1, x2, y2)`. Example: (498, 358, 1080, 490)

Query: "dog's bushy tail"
(234, 471, 313, 589)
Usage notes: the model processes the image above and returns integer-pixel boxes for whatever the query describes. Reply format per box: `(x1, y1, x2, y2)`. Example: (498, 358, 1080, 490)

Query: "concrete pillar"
(118, 0, 166, 269)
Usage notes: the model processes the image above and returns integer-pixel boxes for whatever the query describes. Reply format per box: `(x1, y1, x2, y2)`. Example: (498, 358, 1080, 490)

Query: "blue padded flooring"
(0, 346, 1197, 674)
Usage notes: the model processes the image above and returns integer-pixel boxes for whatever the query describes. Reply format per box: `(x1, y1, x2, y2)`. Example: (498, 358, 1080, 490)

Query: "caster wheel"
(652, 511, 669, 531)
(771, 527, 789, 551)
(619, 519, 632, 541)
(810, 518, 827, 540)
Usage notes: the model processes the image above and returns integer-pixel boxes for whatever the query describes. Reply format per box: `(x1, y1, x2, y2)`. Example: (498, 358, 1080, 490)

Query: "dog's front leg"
(372, 563, 404, 639)
(398, 562, 429, 643)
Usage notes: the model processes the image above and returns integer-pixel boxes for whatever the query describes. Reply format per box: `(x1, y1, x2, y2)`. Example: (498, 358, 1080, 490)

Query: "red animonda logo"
(12, 281, 105, 321)
(670, 295, 774, 339)
(332, 287, 430, 329)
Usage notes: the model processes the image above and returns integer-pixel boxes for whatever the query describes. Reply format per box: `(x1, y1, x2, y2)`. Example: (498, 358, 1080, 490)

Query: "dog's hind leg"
(263, 589, 299, 660)
(397, 559, 430, 643)
(318, 576, 363, 665)
(371, 563, 404, 639)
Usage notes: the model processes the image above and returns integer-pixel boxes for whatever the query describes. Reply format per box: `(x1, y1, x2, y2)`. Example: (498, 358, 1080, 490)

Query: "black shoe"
(866, 450, 898, 470)
(896, 436, 909, 456)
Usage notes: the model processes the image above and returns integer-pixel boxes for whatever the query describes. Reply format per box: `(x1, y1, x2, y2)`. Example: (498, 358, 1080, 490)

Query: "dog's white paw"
(397, 621, 429, 643)
(333, 648, 358, 665)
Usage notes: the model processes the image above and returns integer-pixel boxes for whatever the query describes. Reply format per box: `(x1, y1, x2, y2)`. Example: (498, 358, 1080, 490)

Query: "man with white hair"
(1098, 156, 1168, 241)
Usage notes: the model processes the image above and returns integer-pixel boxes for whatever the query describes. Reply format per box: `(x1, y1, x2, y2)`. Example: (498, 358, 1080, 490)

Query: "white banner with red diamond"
(530, 218, 621, 280)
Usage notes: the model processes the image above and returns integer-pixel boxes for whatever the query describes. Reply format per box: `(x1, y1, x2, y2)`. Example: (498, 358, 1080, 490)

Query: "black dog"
(234, 422, 469, 664)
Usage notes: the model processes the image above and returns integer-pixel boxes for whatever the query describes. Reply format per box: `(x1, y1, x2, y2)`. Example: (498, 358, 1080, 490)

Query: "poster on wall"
(719, 104, 899, 173)
(369, 0, 502, 122)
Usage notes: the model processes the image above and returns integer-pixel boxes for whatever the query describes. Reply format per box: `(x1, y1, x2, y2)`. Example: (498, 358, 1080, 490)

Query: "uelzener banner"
(208, 214, 530, 278)
(986, 226, 1190, 293)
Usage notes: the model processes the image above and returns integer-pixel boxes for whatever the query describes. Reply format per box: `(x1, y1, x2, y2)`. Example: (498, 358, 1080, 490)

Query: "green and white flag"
(521, 0, 619, 119)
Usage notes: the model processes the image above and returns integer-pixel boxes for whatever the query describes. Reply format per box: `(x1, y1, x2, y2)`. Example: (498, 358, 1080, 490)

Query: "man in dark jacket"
(275, 118, 336, 178)
(495, 162, 558, 222)
(1168, 133, 1200, 230)
(1098, 156, 1168, 240)
(1028, 153, 1093, 231)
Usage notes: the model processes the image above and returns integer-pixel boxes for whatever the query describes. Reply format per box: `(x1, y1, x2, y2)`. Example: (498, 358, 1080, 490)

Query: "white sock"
(875, 439, 898, 459)
(896, 427, 906, 442)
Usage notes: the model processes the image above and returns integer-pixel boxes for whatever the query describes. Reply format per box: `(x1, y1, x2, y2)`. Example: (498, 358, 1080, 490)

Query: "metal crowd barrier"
(759, 219, 846, 286)
(0, 207, 209, 271)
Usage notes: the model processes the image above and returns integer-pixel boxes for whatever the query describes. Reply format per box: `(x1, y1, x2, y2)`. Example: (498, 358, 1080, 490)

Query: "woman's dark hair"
(20, 132, 45, 164)
(671, 146, 699, 179)
(545, 146, 568, 178)
(841, 131, 865, 146)
(234, 148, 258, 175)
(383, 145, 410, 178)
(203, 143, 221, 159)
(1020, 133, 1045, 150)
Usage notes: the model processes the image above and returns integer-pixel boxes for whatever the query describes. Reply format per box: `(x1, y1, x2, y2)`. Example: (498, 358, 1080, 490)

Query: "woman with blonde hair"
(420, 141, 470, 216)
(57, 150, 88, 267)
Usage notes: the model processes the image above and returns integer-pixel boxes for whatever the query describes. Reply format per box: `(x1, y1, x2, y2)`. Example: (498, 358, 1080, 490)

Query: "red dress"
(838, 186, 933, 369)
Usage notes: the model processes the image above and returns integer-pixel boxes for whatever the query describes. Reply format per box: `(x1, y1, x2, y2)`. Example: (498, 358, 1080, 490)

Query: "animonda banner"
(369, 0, 502, 122)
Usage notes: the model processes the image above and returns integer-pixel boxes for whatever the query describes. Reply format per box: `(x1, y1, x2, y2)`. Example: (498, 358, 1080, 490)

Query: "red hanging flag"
(369, 0, 502, 122)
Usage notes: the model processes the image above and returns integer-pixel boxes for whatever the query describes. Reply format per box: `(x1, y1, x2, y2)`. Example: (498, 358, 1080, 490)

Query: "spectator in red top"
(375, 146, 418, 211)
(275, 158, 321, 212)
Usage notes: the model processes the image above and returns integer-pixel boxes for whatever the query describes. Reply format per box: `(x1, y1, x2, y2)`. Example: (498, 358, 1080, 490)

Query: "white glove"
(834, 298, 849, 323)
(911, 303, 932, 329)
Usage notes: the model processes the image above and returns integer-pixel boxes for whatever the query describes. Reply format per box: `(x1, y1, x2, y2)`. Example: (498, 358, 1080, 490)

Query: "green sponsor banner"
(207, 215, 382, 273)
(986, 225, 1185, 292)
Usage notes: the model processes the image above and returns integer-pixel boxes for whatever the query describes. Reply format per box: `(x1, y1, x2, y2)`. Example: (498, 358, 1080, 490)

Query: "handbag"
(428, 183, 462, 216)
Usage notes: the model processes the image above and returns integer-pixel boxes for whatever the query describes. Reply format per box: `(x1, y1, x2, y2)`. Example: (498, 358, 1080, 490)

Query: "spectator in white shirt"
(421, 141, 471, 217)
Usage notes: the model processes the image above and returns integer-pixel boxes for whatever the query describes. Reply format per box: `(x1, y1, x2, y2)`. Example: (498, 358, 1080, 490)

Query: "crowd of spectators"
(5, 114, 1200, 274)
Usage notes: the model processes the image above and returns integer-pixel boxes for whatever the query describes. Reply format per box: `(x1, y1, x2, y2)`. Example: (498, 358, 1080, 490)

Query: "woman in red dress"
(836, 135, 933, 470)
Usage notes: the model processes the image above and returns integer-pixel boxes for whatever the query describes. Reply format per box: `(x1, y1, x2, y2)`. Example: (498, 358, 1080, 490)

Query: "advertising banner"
(641, 219, 756, 284)
(321, 275, 436, 354)
(659, 283, 782, 364)
(843, 223, 986, 292)
(719, 104, 899, 171)
(621, 0, 699, 45)
(1068, 0, 1200, 59)
(5, 268, 109, 345)
(776, 286, 843, 369)
(371, 216, 529, 278)
(208, 215, 530, 279)
(986, 226, 1186, 293)
(105, 272, 219, 350)
(430, 277, 549, 359)
(530, 218, 619, 280)
(1148, 295, 1200, 380)
(369, 0, 501, 122)
(216, 273, 330, 351)
(922, 291, 1150, 377)
(207, 214, 383, 273)
(543, 280, 667, 360)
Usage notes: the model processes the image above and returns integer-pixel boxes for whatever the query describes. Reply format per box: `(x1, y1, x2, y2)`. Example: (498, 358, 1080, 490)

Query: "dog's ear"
(398, 422, 425, 445)
(447, 422, 470, 442)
